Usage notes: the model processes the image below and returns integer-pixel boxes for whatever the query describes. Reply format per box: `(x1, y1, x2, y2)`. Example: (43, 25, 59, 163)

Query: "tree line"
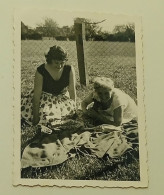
(21, 18, 135, 42)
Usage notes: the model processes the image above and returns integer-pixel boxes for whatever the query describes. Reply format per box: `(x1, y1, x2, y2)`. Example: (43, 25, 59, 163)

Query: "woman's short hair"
(93, 77, 114, 91)
(45, 45, 68, 64)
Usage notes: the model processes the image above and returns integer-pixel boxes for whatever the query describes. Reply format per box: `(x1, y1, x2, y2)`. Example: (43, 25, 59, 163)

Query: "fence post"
(74, 19, 88, 86)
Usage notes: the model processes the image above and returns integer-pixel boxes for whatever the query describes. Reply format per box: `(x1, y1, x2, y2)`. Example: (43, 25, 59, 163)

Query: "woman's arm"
(32, 71, 43, 125)
(91, 106, 123, 126)
(68, 66, 76, 102)
(81, 93, 93, 113)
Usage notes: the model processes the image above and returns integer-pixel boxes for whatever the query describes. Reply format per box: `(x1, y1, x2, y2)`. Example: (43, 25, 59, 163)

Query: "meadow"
(21, 40, 139, 180)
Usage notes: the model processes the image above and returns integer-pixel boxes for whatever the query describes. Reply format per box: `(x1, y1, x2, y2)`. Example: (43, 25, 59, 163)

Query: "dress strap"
(37, 64, 46, 76)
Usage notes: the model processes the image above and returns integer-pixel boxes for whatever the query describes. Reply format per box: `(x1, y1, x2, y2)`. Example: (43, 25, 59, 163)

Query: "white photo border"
(13, 9, 148, 187)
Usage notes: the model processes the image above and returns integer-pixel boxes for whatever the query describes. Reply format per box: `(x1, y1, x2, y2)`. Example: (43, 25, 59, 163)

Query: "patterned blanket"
(21, 119, 138, 168)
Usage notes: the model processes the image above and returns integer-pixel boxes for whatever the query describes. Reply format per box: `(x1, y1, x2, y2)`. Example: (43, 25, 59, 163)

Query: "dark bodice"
(37, 64, 71, 95)
(92, 96, 113, 111)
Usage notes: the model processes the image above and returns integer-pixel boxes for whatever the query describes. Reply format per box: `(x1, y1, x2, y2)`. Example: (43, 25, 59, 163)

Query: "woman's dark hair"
(45, 45, 68, 64)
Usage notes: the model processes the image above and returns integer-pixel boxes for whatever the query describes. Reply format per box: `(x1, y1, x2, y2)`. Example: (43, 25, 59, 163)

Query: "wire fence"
(84, 41, 137, 101)
(21, 23, 137, 102)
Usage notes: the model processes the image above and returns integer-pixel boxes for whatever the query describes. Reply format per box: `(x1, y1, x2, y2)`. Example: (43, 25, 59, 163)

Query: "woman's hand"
(94, 106, 123, 126)
(86, 109, 116, 126)
(81, 93, 93, 113)
(87, 109, 99, 118)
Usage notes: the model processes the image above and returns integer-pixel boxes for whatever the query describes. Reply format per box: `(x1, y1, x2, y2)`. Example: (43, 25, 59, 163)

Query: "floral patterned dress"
(21, 64, 76, 128)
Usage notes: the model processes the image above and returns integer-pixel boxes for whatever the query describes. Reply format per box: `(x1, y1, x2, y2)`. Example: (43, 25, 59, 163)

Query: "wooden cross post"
(74, 19, 88, 86)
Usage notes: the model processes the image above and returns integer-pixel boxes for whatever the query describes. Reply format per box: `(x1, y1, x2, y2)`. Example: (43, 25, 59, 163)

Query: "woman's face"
(96, 88, 113, 103)
(51, 60, 65, 70)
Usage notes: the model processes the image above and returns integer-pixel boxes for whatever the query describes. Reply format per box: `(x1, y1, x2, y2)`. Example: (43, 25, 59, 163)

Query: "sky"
(20, 9, 135, 32)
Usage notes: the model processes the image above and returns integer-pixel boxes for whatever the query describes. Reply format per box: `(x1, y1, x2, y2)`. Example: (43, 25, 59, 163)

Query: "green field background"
(21, 40, 137, 102)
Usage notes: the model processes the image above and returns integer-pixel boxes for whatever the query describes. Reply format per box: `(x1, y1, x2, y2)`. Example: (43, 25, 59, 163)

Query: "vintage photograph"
(13, 9, 147, 187)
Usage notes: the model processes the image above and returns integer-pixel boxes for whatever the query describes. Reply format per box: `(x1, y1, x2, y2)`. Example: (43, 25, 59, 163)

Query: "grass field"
(21, 40, 139, 180)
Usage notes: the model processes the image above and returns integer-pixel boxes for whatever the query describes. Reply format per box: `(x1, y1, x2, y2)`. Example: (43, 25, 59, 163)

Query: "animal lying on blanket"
(21, 120, 138, 168)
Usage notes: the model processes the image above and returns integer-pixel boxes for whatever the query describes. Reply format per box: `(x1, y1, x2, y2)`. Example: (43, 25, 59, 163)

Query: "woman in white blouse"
(81, 77, 137, 126)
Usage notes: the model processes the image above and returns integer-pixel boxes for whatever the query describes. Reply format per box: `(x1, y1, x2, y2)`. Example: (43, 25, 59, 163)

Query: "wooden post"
(74, 19, 88, 86)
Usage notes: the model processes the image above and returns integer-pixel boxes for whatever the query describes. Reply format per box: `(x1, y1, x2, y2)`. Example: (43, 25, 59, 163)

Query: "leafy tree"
(74, 17, 102, 40)
(21, 22, 29, 40)
(36, 18, 60, 37)
(113, 25, 127, 34)
(124, 23, 135, 42)
(21, 18, 135, 42)
(113, 23, 135, 42)
(21, 22, 42, 40)
(60, 26, 71, 37)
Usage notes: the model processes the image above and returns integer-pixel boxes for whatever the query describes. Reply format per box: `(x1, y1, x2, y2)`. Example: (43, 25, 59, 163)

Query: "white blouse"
(92, 88, 137, 123)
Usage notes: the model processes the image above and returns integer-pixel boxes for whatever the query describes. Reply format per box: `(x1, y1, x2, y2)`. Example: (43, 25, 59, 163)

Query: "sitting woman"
(21, 45, 76, 128)
(81, 77, 137, 127)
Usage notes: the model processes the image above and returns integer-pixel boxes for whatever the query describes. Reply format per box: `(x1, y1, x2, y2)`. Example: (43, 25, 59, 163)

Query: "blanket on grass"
(21, 120, 138, 168)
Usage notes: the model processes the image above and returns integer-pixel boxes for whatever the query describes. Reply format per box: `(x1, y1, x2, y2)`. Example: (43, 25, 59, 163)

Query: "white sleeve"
(112, 91, 128, 110)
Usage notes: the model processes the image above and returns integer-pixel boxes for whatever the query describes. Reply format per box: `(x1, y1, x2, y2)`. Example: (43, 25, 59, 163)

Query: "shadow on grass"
(21, 146, 140, 181)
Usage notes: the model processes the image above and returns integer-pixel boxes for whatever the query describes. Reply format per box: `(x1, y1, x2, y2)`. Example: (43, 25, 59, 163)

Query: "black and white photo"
(13, 9, 147, 187)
